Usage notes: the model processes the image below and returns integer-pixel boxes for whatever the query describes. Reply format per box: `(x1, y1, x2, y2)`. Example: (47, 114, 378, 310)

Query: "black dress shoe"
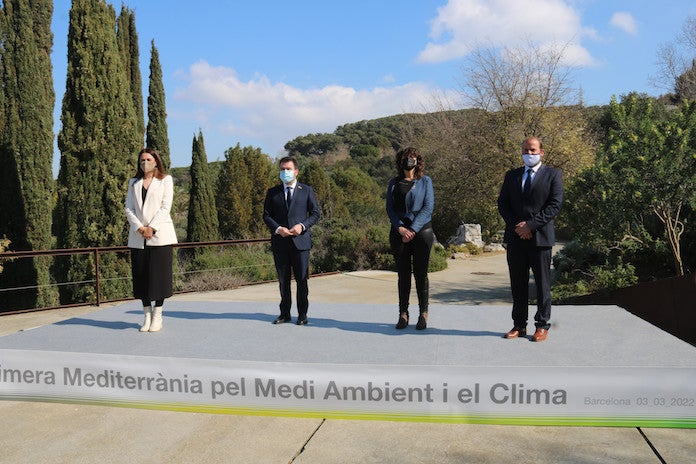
(273, 316, 291, 324)
(296, 317, 308, 326)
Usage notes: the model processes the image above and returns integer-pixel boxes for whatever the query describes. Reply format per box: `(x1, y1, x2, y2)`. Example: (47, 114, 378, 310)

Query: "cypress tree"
(186, 130, 219, 243)
(54, 0, 141, 303)
(216, 144, 274, 239)
(145, 40, 170, 169)
(117, 5, 144, 143)
(0, 0, 58, 310)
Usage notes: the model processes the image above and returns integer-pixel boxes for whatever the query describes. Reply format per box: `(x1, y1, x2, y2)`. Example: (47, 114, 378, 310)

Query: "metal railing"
(0, 238, 274, 316)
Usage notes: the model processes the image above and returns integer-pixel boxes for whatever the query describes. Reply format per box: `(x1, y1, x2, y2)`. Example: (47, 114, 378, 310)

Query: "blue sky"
(49, 0, 696, 173)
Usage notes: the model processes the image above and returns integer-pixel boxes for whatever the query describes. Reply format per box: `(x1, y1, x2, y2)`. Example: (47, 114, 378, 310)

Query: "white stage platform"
(1, 301, 695, 427)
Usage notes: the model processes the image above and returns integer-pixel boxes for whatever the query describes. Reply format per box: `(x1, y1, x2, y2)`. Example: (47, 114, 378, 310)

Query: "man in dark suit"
(497, 137, 563, 342)
(263, 156, 320, 325)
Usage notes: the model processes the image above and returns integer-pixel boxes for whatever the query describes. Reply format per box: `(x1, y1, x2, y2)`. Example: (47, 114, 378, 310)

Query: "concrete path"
(1, 252, 694, 464)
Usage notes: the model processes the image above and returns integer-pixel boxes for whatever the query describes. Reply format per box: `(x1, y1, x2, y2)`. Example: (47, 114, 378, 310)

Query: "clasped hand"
(138, 226, 154, 239)
(277, 224, 303, 237)
(514, 221, 532, 240)
(399, 226, 415, 243)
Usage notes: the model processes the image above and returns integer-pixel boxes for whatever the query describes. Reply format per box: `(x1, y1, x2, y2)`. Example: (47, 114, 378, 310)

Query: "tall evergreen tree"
(117, 5, 144, 143)
(216, 144, 274, 239)
(186, 130, 219, 243)
(54, 0, 141, 303)
(0, 0, 58, 310)
(145, 40, 170, 168)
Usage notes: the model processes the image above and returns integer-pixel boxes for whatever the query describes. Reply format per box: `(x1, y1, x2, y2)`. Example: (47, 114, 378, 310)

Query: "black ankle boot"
(416, 312, 428, 330)
(395, 312, 409, 329)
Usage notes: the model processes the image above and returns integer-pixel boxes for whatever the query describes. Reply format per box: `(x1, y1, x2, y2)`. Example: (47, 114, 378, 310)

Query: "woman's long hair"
(134, 148, 167, 179)
(395, 146, 424, 179)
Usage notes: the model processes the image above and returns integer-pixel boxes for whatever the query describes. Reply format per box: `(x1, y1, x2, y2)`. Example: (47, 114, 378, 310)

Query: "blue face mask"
(280, 169, 295, 184)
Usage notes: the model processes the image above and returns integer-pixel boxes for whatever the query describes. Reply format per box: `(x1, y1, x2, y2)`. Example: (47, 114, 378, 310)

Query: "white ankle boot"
(149, 306, 163, 332)
(139, 306, 152, 332)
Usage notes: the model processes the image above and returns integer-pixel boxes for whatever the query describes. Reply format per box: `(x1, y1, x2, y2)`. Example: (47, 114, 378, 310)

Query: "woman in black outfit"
(386, 147, 435, 330)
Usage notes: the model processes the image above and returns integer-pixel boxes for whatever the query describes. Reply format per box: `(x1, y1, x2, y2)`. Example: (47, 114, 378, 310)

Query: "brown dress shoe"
(532, 328, 548, 341)
(503, 326, 526, 338)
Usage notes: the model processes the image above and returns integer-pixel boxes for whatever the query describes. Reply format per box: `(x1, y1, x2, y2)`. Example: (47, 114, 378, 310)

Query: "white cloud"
(170, 61, 452, 159)
(417, 0, 597, 66)
(610, 12, 638, 35)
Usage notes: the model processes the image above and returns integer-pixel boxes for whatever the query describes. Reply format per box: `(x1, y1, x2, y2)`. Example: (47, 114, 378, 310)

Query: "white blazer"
(125, 175, 178, 248)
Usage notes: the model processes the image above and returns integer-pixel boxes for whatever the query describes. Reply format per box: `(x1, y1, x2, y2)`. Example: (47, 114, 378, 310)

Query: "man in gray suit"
(263, 156, 320, 325)
(497, 137, 563, 342)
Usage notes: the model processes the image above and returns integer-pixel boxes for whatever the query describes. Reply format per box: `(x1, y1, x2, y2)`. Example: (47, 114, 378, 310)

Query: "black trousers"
(273, 241, 310, 319)
(390, 225, 434, 314)
(506, 240, 552, 329)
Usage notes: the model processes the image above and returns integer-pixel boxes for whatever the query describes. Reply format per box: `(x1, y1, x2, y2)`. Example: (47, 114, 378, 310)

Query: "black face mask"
(402, 157, 417, 170)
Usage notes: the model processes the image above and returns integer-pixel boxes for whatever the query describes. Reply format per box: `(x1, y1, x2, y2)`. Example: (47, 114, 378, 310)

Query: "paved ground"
(1, 251, 694, 464)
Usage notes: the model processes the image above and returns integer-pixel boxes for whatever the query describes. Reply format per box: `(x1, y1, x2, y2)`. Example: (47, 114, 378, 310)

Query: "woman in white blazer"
(125, 148, 178, 332)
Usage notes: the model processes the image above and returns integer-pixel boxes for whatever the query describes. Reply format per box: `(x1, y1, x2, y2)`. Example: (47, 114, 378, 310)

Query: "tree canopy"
(564, 93, 696, 278)
(216, 144, 274, 239)
(186, 130, 219, 243)
(0, 0, 58, 309)
(146, 40, 170, 168)
(54, 0, 141, 302)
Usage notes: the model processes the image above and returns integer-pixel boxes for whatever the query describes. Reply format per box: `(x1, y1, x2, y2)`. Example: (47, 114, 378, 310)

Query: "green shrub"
(428, 243, 448, 272)
(178, 244, 276, 291)
(552, 240, 643, 299)
(373, 252, 394, 270)
(311, 223, 392, 272)
(0, 237, 10, 274)
(589, 261, 638, 291)
(552, 240, 606, 276)
(551, 280, 589, 301)
(447, 242, 482, 255)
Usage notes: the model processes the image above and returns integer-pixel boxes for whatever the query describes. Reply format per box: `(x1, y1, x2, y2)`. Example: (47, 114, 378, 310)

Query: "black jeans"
(390, 225, 434, 314)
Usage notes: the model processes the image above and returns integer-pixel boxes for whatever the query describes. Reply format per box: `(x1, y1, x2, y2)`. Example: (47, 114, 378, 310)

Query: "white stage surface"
(1, 301, 695, 427)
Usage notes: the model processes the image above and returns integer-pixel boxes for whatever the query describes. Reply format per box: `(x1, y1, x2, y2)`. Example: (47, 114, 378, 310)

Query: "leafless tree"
(461, 42, 580, 112)
(457, 41, 593, 176)
(652, 15, 696, 101)
(399, 42, 594, 240)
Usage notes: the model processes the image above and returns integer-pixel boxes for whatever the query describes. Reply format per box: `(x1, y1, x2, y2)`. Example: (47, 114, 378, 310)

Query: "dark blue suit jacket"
(497, 164, 563, 247)
(263, 182, 320, 252)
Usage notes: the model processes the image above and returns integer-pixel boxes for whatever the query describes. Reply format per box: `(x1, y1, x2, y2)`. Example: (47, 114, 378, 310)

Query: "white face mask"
(140, 159, 156, 173)
(522, 154, 541, 168)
